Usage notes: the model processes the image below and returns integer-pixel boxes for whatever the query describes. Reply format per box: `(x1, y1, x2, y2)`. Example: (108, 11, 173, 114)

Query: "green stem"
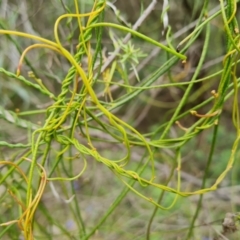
(186, 123, 219, 239)
(86, 22, 186, 60)
(146, 162, 176, 240)
(160, 19, 210, 139)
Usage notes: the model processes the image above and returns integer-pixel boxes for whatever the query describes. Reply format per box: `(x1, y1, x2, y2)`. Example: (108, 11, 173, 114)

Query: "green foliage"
(1, 0, 240, 239)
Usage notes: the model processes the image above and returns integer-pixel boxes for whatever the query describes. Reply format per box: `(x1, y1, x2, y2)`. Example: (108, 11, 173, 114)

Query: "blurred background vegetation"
(1, 0, 240, 240)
